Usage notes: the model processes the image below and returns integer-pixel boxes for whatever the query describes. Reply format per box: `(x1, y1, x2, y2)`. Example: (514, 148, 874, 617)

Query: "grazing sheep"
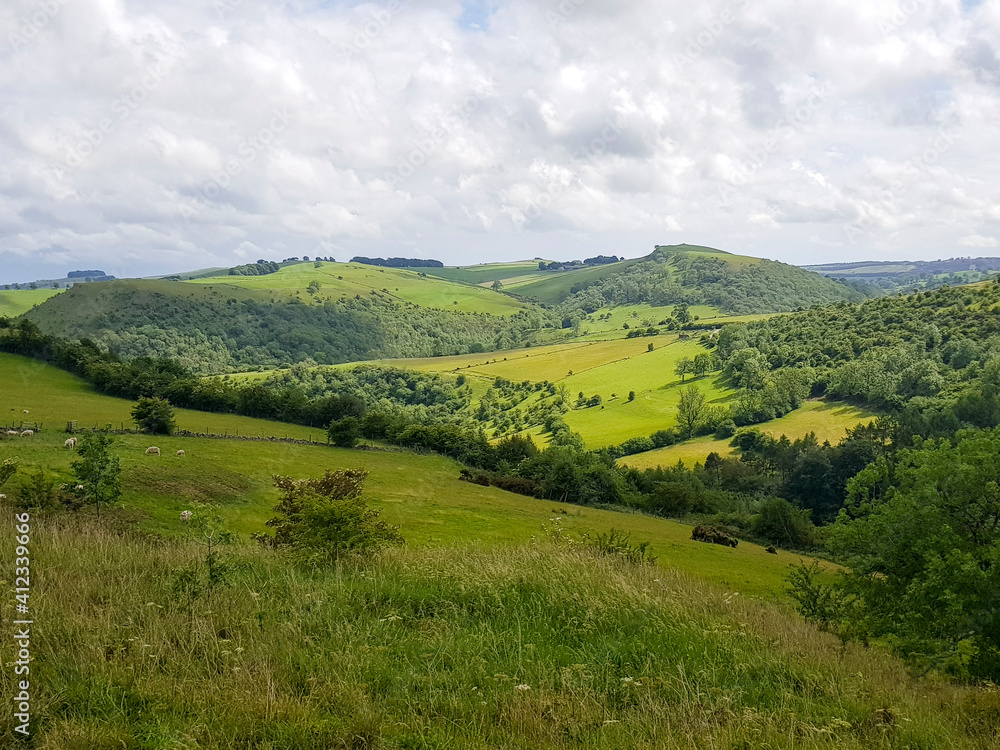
(22, 409, 29, 414)
(6, 430, 17, 436)
(64, 438, 77, 448)
(176, 450, 186, 456)
(20, 430, 34, 437)
(145, 446, 160, 456)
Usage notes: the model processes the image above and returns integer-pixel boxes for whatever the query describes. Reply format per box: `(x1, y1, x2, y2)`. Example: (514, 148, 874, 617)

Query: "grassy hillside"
(0, 351, 800, 596)
(620, 399, 879, 469)
(505, 257, 648, 305)
(21, 278, 552, 374)
(189, 261, 533, 316)
(4, 509, 997, 748)
(411, 260, 552, 286)
(0, 288, 63, 317)
(511, 244, 865, 314)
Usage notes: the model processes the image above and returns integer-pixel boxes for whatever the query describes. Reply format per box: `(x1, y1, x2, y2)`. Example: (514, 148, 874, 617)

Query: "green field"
(503, 258, 646, 305)
(0, 354, 324, 441)
(413, 260, 551, 286)
(621, 399, 879, 469)
(0, 287, 63, 316)
(0, 352, 810, 599)
(188, 261, 532, 316)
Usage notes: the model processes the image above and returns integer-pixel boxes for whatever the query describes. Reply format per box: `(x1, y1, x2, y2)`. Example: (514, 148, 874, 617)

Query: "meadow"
(0, 352, 808, 598)
(187, 262, 531, 316)
(621, 400, 879, 469)
(2, 507, 997, 749)
(0, 288, 63, 317)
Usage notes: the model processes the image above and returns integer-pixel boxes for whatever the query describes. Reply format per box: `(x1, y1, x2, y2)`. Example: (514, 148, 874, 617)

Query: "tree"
(676, 386, 706, 438)
(491, 280, 503, 292)
(72, 434, 122, 519)
(673, 303, 690, 324)
(674, 357, 693, 383)
(693, 353, 712, 378)
(628, 391, 636, 402)
(132, 396, 176, 435)
(259, 470, 403, 563)
(328, 416, 360, 448)
(817, 428, 1000, 680)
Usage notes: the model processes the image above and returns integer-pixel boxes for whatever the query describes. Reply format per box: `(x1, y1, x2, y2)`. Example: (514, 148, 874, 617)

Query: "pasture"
(0, 287, 63, 317)
(188, 261, 531, 316)
(0, 352, 809, 599)
(620, 399, 879, 469)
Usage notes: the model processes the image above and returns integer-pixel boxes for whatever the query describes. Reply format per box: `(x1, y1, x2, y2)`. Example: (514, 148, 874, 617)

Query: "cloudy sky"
(1, 0, 999, 282)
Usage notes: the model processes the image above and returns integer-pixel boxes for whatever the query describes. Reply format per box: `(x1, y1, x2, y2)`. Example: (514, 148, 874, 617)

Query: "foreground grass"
(2, 509, 997, 749)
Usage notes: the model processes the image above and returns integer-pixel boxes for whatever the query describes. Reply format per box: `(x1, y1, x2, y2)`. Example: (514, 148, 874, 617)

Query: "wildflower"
(180, 510, 193, 522)
(75, 485, 84, 491)
(514, 684, 531, 692)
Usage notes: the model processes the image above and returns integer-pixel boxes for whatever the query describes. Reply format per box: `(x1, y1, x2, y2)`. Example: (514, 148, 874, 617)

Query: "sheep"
(145, 446, 160, 456)
(176, 450, 186, 456)
(22, 409, 29, 414)
(64, 438, 77, 448)
(6, 431, 17, 436)
(20, 430, 34, 437)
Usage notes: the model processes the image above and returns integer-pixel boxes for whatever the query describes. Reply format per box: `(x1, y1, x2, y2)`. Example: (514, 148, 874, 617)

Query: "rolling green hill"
(189, 261, 533, 316)
(21, 277, 553, 374)
(0, 351, 797, 594)
(489, 245, 865, 313)
(2, 353, 998, 748)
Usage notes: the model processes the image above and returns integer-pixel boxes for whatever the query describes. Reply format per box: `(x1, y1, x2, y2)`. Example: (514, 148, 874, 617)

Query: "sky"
(1, 0, 999, 283)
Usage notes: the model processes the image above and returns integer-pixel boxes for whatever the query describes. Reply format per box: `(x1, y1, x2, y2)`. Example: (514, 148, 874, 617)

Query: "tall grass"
(2, 507, 998, 749)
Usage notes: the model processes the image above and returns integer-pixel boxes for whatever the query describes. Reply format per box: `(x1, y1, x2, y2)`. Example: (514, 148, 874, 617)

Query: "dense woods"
(21, 280, 554, 373)
(555, 246, 865, 317)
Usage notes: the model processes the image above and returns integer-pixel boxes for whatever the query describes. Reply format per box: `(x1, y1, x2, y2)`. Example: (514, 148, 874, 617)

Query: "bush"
(132, 396, 176, 435)
(619, 436, 655, 455)
(257, 470, 403, 564)
(650, 428, 678, 448)
(328, 416, 360, 448)
(750, 497, 815, 548)
(714, 419, 737, 440)
(585, 528, 656, 565)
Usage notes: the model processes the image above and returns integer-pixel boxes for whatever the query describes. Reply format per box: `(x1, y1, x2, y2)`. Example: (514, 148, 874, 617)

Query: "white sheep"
(6, 430, 17, 436)
(20, 430, 34, 437)
(22, 409, 29, 414)
(64, 437, 77, 448)
(145, 446, 160, 456)
(176, 449, 186, 456)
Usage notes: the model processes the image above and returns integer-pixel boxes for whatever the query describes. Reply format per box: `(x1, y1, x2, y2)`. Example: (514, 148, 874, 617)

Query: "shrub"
(132, 396, 176, 435)
(257, 470, 403, 564)
(751, 497, 815, 548)
(714, 419, 737, 440)
(585, 528, 656, 565)
(328, 416, 360, 448)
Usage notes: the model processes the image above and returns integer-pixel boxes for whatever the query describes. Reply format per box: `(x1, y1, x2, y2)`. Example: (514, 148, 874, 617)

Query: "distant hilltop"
(351, 257, 444, 268)
(67, 270, 116, 281)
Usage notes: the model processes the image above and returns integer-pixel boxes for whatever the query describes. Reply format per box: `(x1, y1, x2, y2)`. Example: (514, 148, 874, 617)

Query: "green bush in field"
(131, 396, 176, 435)
(258, 469, 403, 564)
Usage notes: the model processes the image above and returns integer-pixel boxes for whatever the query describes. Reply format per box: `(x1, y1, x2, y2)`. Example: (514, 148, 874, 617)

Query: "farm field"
(187, 261, 532, 316)
(412, 259, 550, 286)
(0, 354, 323, 441)
(0, 287, 63, 316)
(0, 352, 813, 599)
(620, 399, 879, 469)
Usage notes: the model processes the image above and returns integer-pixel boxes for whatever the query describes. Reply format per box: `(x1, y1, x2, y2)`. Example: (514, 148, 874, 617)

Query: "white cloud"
(1, 0, 1000, 281)
(958, 234, 999, 248)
